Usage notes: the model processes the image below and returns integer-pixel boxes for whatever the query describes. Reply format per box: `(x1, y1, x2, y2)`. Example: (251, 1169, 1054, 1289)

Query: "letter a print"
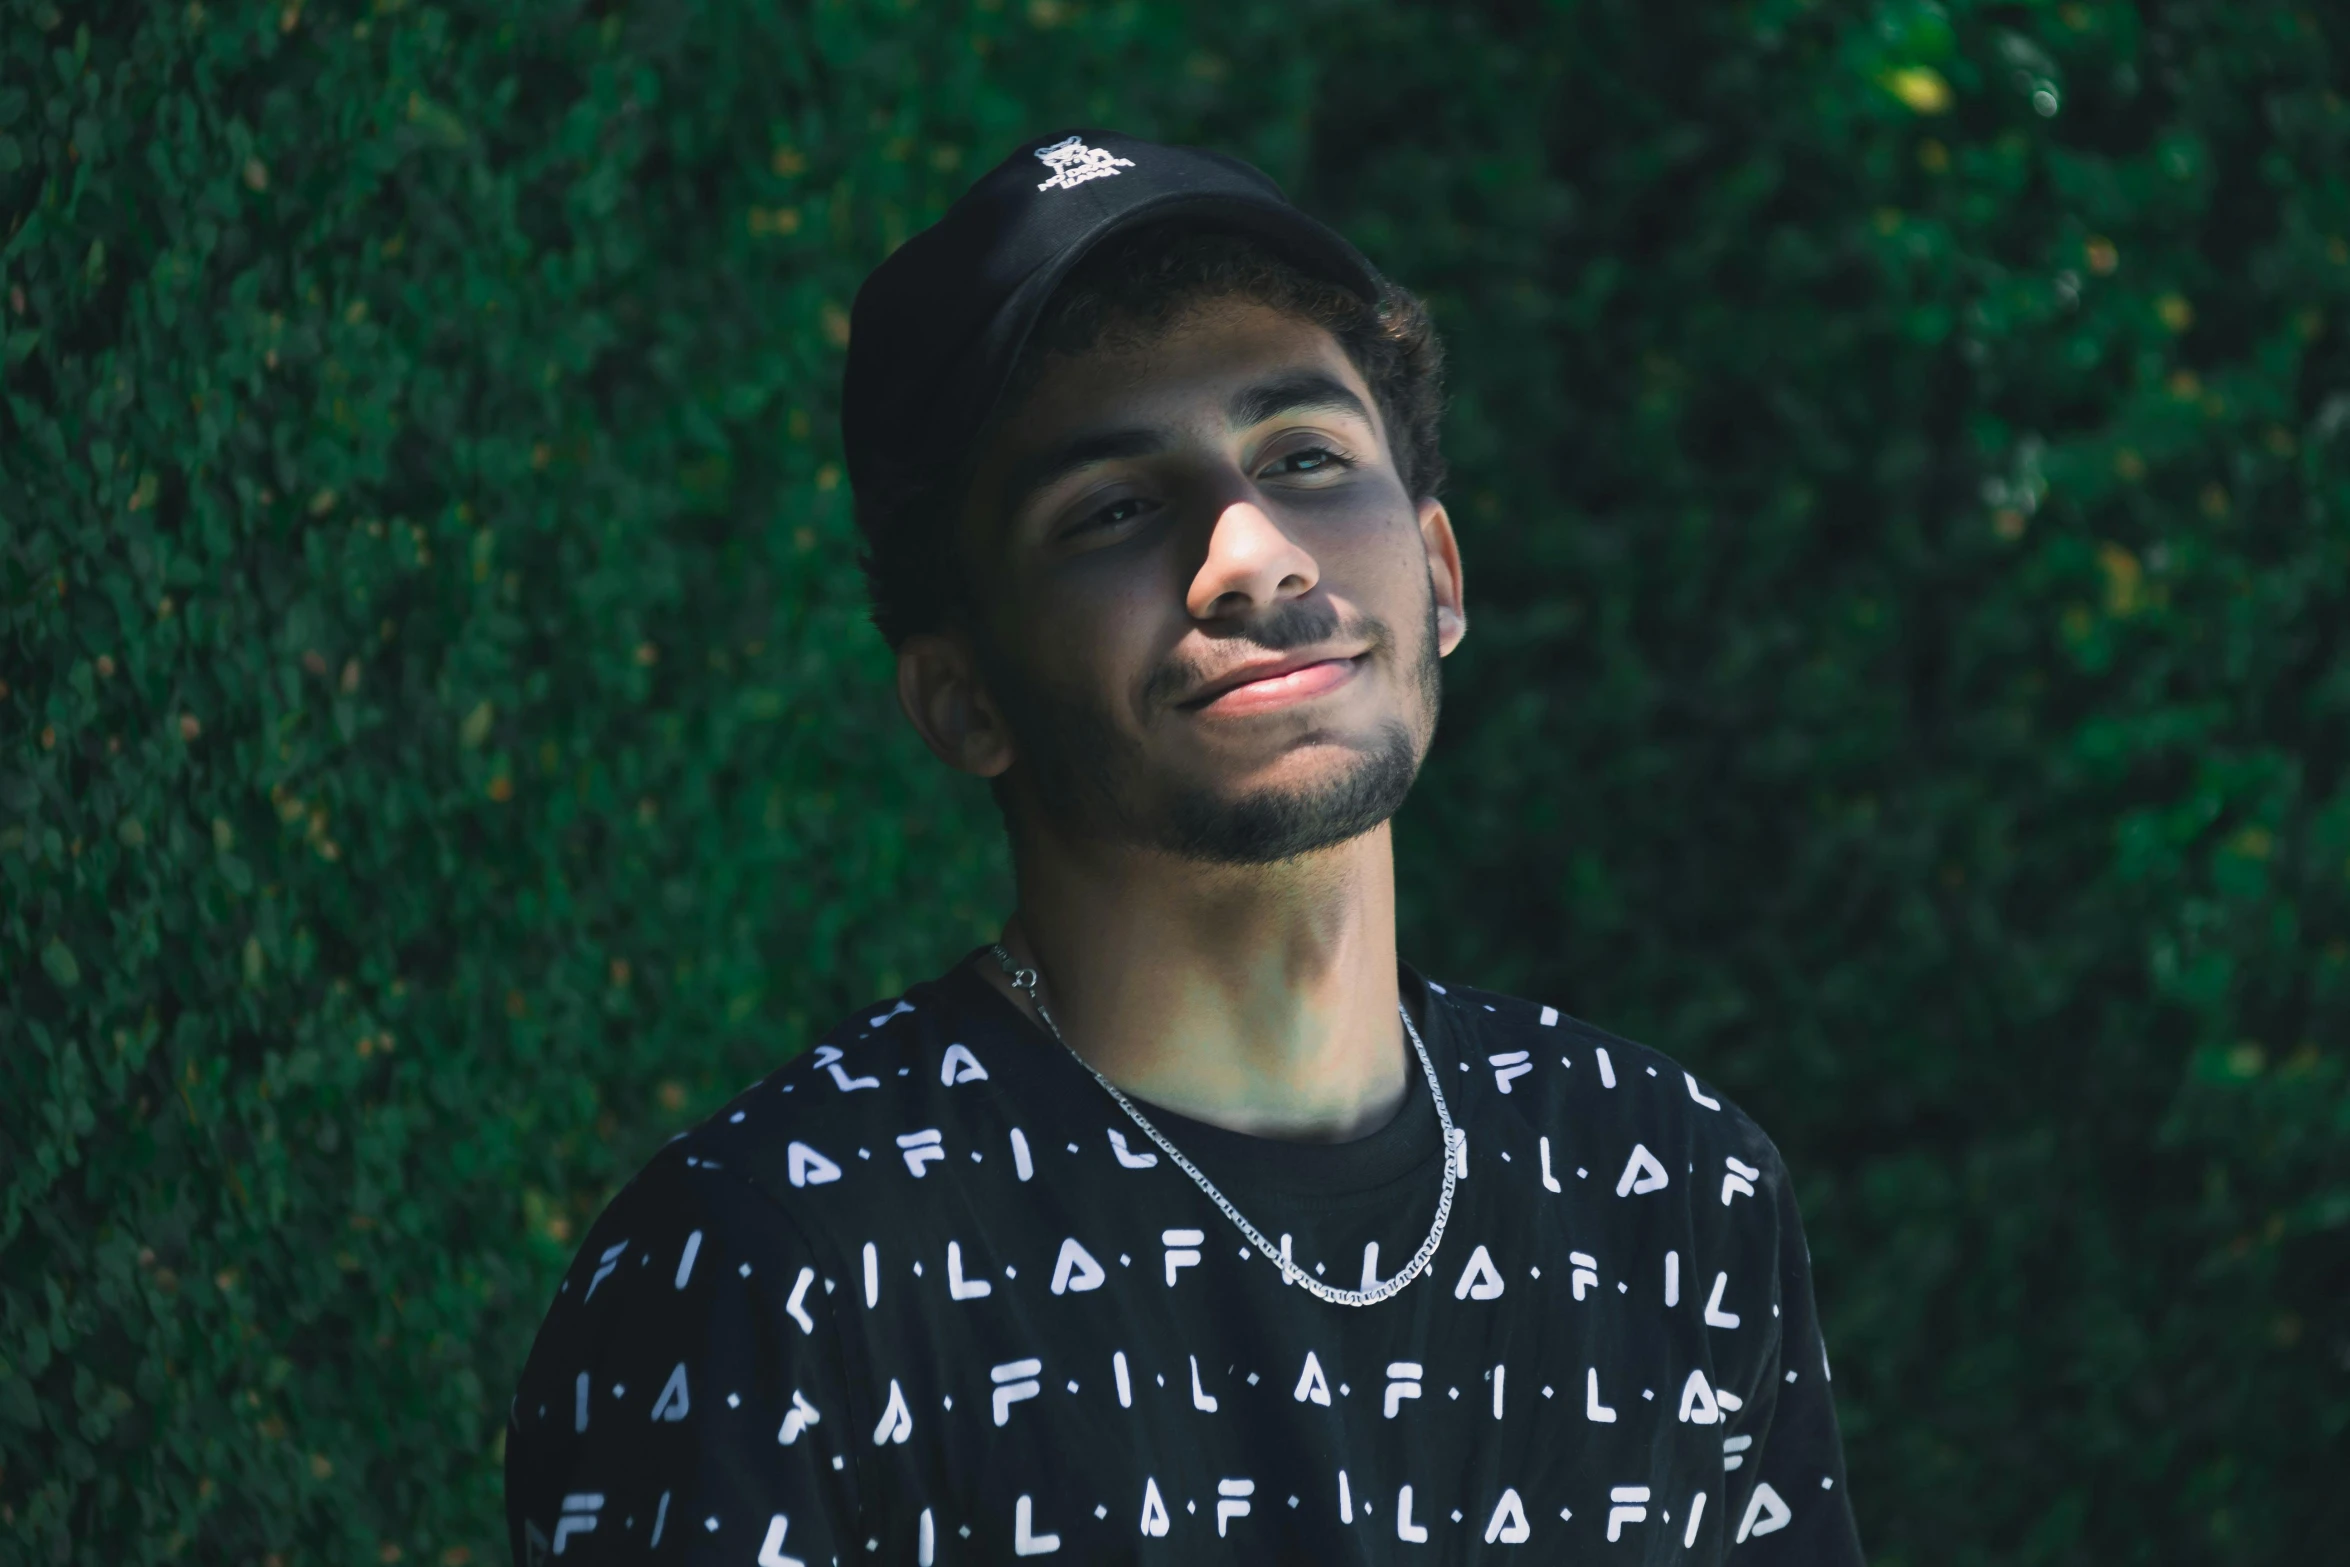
(873, 1378, 913, 1445)
(1139, 1478, 1171, 1538)
(778, 1389, 821, 1444)
(1484, 1488, 1532, 1544)
(649, 1361, 690, 1421)
(1735, 1482, 1792, 1541)
(1293, 1350, 1332, 1406)
(1050, 1237, 1106, 1295)
(1614, 1143, 1669, 1196)
(1453, 1244, 1506, 1300)
(787, 1141, 842, 1187)
(1676, 1368, 1721, 1425)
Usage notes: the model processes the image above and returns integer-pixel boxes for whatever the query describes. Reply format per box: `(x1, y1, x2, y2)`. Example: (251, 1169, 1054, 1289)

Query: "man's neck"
(978, 822, 1409, 1144)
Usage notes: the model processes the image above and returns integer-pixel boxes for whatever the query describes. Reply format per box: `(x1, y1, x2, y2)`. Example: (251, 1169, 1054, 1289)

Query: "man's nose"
(1186, 499, 1319, 621)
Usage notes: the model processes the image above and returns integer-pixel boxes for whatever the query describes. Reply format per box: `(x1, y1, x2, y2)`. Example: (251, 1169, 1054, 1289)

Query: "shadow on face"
(898, 296, 1467, 865)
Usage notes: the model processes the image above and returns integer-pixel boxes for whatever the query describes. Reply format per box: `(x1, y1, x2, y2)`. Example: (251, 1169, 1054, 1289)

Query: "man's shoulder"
(602, 965, 1036, 1247)
(1426, 974, 1788, 1177)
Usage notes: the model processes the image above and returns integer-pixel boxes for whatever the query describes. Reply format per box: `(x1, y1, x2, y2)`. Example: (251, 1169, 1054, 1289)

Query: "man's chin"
(1146, 724, 1422, 866)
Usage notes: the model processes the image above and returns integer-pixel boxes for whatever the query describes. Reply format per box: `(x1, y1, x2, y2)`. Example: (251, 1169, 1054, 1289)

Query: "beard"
(983, 588, 1444, 866)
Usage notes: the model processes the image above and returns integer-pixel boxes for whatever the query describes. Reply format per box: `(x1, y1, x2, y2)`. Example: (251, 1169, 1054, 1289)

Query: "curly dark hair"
(854, 223, 1449, 649)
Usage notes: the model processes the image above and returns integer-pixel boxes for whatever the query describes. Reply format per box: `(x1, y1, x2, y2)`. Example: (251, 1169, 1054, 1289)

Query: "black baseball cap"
(841, 128, 1386, 532)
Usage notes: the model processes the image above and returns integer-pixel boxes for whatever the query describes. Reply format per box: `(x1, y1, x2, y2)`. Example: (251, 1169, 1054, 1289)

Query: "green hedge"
(4, 0, 2345, 1563)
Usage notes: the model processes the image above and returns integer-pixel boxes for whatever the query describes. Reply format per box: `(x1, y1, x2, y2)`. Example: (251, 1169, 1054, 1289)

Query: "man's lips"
(1181, 652, 1367, 715)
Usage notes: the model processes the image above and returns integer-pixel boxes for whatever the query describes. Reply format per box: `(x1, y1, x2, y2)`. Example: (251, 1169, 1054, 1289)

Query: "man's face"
(922, 294, 1466, 864)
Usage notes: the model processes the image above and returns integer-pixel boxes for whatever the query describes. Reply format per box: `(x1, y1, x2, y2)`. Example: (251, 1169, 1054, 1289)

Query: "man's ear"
(896, 629, 1017, 778)
(1418, 496, 1468, 656)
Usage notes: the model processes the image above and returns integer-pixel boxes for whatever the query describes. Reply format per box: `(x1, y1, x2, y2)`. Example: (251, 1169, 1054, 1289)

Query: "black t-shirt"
(505, 953, 1863, 1564)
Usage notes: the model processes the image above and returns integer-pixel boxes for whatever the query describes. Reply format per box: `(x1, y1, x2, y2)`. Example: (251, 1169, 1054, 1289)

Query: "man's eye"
(1068, 496, 1148, 535)
(1268, 445, 1352, 478)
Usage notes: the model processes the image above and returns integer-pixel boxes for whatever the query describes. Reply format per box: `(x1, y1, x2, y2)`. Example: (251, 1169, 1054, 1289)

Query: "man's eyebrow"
(999, 427, 1171, 519)
(1224, 370, 1373, 431)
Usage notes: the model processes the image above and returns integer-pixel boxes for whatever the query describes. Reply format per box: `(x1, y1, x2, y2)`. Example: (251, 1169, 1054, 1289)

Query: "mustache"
(1140, 598, 1394, 710)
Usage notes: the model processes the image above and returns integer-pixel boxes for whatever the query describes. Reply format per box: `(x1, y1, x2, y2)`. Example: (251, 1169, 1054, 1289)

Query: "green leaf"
(460, 700, 496, 749)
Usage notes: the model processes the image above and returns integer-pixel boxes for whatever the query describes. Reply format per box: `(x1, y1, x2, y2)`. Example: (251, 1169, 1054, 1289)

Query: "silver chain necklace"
(989, 943, 1458, 1307)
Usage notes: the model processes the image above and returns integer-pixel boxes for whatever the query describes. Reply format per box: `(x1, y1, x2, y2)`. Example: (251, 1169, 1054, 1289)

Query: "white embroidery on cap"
(1034, 135, 1135, 192)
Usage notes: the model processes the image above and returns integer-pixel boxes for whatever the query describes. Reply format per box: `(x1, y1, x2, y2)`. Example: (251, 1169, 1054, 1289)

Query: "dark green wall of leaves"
(3, 0, 2344, 1562)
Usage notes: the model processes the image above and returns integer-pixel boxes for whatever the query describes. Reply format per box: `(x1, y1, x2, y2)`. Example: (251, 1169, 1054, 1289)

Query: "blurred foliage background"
(4, 0, 2347, 1561)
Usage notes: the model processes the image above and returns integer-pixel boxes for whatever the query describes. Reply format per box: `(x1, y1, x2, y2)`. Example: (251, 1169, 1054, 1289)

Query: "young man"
(505, 128, 1864, 1565)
